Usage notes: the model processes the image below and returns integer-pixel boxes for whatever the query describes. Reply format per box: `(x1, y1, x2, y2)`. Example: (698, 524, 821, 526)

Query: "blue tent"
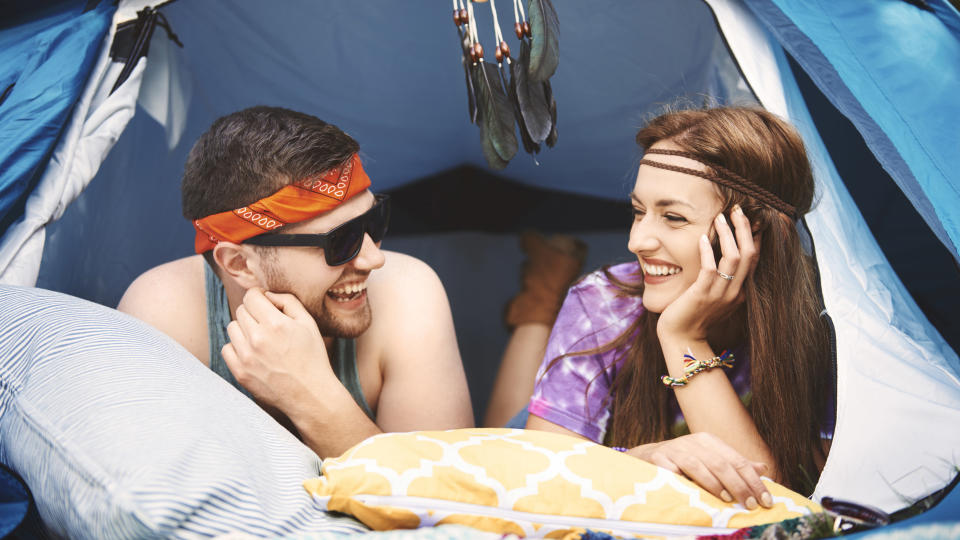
(1, 0, 958, 532)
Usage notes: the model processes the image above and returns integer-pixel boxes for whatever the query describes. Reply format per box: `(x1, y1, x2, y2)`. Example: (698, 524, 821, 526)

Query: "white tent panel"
(0, 3, 147, 286)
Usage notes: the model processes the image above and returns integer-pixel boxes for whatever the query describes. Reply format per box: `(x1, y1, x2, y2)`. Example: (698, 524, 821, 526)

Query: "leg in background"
(482, 232, 586, 427)
(484, 323, 551, 428)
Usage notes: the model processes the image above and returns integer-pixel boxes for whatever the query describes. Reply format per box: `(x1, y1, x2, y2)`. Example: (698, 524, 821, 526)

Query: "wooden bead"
(459, 9, 469, 24)
(469, 47, 478, 63)
(514, 22, 524, 39)
(523, 21, 531, 37)
(495, 48, 503, 62)
(473, 42, 484, 60)
(499, 41, 511, 58)
(453, 9, 462, 26)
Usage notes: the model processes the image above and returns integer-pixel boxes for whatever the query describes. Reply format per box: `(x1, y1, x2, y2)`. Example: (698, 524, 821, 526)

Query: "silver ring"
(717, 270, 735, 281)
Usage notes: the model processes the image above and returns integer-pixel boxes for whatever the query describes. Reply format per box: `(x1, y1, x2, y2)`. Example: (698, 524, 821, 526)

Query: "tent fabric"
(708, 0, 960, 512)
(0, 2, 114, 232)
(105, 0, 752, 198)
(0, 463, 30, 537)
(29, 0, 757, 307)
(0, 1, 146, 286)
(744, 0, 960, 265)
(846, 480, 960, 538)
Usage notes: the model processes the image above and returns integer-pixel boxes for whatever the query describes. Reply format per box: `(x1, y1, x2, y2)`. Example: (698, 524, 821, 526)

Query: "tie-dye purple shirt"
(528, 261, 753, 443)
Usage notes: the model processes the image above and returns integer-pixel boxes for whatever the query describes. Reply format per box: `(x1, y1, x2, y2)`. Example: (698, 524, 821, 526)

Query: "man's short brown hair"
(181, 106, 360, 221)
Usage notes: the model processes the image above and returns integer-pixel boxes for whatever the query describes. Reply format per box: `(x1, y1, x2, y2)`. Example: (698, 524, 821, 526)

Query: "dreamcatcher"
(453, 0, 559, 169)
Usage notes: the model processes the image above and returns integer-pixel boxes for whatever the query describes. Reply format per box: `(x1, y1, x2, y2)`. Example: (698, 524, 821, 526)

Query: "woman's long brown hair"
(550, 107, 832, 493)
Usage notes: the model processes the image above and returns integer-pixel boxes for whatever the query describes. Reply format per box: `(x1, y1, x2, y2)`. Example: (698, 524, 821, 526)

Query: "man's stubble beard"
(262, 259, 372, 339)
(305, 294, 372, 339)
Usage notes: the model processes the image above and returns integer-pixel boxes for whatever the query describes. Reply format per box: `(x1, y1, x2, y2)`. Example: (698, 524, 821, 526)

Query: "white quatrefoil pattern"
(305, 428, 820, 538)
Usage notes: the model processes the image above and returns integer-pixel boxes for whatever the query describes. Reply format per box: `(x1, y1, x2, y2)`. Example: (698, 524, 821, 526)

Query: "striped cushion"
(0, 285, 369, 539)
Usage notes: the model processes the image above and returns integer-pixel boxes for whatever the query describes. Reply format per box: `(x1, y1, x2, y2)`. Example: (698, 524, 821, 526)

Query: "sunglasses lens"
(368, 198, 390, 243)
(323, 196, 390, 266)
(325, 220, 364, 266)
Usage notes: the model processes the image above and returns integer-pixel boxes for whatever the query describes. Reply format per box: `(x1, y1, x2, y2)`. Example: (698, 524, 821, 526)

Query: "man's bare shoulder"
(118, 255, 206, 308)
(117, 255, 210, 364)
(363, 250, 456, 350)
(366, 250, 447, 309)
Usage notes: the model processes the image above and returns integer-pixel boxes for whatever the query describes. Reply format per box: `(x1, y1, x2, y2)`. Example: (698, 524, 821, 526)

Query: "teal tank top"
(204, 262, 375, 420)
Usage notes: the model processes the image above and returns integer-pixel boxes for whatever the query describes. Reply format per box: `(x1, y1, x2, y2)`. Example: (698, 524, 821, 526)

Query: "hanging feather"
(502, 61, 540, 155)
(481, 63, 512, 168)
(544, 78, 558, 147)
(511, 39, 551, 144)
(479, 123, 511, 169)
(472, 60, 518, 166)
(455, 23, 479, 124)
(526, 0, 559, 82)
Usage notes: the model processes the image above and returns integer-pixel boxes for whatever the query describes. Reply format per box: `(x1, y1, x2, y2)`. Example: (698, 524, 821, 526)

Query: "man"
(118, 106, 474, 458)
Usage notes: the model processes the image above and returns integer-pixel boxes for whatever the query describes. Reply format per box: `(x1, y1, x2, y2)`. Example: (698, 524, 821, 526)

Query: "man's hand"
(224, 287, 381, 457)
(221, 288, 334, 413)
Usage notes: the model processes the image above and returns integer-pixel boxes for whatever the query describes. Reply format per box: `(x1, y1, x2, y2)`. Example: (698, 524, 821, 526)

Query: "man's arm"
(221, 287, 381, 458)
(362, 252, 474, 433)
(222, 252, 473, 458)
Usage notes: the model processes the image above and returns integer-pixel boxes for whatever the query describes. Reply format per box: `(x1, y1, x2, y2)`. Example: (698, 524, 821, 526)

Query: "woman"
(525, 106, 833, 509)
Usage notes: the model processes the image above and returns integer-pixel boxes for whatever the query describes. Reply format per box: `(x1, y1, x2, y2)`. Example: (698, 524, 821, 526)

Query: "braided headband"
(638, 148, 797, 218)
(192, 153, 371, 253)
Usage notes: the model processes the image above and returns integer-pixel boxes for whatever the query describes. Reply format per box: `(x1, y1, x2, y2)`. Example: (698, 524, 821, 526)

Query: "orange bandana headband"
(192, 154, 371, 253)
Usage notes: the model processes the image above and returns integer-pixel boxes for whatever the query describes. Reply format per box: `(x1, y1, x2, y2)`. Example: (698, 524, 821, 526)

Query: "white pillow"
(0, 285, 369, 539)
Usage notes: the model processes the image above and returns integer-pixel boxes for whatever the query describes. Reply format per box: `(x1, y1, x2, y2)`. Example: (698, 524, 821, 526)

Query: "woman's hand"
(627, 432, 773, 509)
(656, 205, 759, 342)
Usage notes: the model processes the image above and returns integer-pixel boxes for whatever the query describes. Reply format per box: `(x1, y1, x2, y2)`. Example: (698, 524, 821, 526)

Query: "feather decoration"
(526, 0, 559, 82)
(472, 60, 518, 166)
(502, 62, 540, 154)
(457, 26, 478, 124)
(544, 78, 558, 147)
(481, 64, 512, 168)
(479, 123, 511, 169)
(511, 39, 552, 144)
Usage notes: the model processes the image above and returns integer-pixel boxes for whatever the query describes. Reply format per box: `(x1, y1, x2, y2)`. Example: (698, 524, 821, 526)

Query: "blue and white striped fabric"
(0, 285, 370, 539)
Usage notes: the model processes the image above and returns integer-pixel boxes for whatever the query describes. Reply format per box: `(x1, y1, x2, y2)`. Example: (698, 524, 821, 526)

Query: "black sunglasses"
(245, 194, 391, 266)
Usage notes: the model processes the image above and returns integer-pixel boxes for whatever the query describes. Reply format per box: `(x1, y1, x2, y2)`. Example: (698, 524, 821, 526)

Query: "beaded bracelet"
(660, 350, 734, 387)
(611, 446, 628, 453)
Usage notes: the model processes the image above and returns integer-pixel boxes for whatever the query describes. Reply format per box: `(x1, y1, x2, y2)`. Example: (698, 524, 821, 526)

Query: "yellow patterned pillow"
(304, 428, 820, 538)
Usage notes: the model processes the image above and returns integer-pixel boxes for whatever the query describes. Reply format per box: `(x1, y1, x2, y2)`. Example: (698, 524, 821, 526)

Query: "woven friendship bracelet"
(639, 148, 798, 219)
(661, 350, 735, 388)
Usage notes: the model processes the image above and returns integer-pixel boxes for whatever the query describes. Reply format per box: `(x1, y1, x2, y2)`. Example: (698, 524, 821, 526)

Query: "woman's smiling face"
(627, 142, 724, 314)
